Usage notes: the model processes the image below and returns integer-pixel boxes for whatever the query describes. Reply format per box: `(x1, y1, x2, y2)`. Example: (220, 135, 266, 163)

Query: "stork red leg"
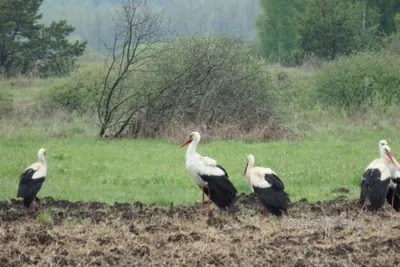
(260, 203, 265, 216)
(200, 185, 205, 220)
(29, 201, 38, 215)
(33, 201, 37, 211)
(207, 187, 211, 217)
(392, 191, 395, 207)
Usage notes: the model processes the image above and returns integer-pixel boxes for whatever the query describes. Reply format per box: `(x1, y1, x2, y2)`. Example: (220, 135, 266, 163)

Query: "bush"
(41, 63, 104, 115)
(125, 36, 279, 139)
(316, 51, 400, 113)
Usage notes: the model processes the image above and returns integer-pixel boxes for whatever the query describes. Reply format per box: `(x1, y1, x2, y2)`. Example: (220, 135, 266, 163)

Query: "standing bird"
(243, 154, 290, 216)
(17, 148, 47, 212)
(180, 132, 237, 218)
(360, 140, 400, 211)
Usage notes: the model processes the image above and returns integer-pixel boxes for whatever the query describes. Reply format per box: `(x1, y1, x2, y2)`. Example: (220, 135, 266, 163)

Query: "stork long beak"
(387, 151, 397, 167)
(243, 162, 248, 176)
(179, 138, 191, 148)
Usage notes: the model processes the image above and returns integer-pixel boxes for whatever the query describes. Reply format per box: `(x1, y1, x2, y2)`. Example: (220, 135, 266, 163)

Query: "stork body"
(360, 140, 400, 211)
(180, 132, 237, 218)
(243, 154, 290, 216)
(17, 148, 47, 212)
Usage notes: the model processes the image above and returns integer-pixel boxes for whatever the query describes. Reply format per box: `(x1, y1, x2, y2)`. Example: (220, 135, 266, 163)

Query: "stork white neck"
(38, 148, 47, 165)
(180, 131, 201, 161)
(186, 139, 199, 159)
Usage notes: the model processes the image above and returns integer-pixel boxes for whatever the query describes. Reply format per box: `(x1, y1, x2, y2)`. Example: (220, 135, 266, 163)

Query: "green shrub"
(316, 51, 400, 113)
(41, 63, 104, 115)
(125, 36, 278, 139)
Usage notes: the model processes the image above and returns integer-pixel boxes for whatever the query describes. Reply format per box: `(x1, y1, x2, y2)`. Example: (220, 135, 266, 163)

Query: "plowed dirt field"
(1, 193, 400, 267)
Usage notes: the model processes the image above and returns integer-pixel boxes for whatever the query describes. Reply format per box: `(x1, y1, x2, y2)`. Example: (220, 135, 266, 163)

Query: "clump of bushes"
(315, 51, 400, 113)
(41, 63, 104, 115)
(41, 37, 283, 140)
(125, 36, 280, 139)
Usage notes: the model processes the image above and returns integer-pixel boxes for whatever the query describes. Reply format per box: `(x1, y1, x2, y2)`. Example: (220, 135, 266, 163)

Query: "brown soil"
(1, 193, 400, 267)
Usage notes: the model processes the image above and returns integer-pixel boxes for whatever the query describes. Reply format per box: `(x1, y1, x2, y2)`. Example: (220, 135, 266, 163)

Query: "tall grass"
(269, 61, 400, 139)
(0, 74, 98, 139)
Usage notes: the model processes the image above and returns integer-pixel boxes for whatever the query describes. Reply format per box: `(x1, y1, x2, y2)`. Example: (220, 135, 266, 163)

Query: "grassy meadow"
(2, 64, 400, 206)
(1, 128, 400, 205)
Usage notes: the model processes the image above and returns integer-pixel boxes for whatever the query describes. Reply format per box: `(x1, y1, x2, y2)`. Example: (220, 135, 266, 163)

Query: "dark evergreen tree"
(369, 0, 400, 35)
(296, 0, 381, 60)
(256, 0, 297, 64)
(0, 0, 87, 76)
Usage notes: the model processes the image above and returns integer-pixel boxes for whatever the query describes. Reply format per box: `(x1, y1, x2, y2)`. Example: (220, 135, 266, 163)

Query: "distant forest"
(40, 0, 258, 53)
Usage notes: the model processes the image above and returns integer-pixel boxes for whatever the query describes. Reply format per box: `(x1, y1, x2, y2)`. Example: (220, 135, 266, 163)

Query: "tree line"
(2, 0, 400, 77)
(2, 0, 400, 139)
(257, 0, 400, 64)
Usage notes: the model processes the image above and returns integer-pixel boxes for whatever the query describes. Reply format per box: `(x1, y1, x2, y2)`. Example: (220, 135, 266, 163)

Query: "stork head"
(38, 148, 46, 161)
(179, 131, 200, 148)
(243, 154, 255, 176)
(379, 140, 396, 166)
(379, 140, 388, 151)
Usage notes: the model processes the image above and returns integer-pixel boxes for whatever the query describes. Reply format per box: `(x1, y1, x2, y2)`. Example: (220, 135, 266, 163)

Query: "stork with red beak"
(180, 132, 237, 218)
(360, 140, 400, 211)
(243, 154, 290, 216)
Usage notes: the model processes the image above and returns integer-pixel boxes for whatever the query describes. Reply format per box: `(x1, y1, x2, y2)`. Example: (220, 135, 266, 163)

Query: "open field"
(2, 69, 400, 266)
(1, 195, 400, 266)
(2, 127, 400, 205)
(3, 69, 400, 206)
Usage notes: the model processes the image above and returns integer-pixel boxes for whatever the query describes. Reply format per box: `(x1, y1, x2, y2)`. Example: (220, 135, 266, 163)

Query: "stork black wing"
(361, 168, 390, 210)
(17, 168, 45, 208)
(19, 168, 36, 184)
(253, 186, 290, 216)
(251, 173, 291, 216)
(264, 173, 285, 191)
(216, 164, 229, 177)
(200, 172, 237, 211)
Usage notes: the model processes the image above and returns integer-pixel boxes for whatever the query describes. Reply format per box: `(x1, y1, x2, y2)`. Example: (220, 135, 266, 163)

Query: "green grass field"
(2, 67, 400, 207)
(1, 126, 399, 206)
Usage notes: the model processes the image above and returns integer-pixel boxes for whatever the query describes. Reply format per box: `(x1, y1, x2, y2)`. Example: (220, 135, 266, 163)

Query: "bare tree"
(97, 0, 167, 137)
(126, 36, 276, 139)
(97, 0, 276, 139)
(97, 0, 220, 138)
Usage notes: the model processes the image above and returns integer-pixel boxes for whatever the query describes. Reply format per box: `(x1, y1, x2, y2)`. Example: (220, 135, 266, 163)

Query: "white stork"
(17, 148, 47, 212)
(180, 132, 237, 218)
(243, 154, 290, 216)
(360, 140, 400, 211)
